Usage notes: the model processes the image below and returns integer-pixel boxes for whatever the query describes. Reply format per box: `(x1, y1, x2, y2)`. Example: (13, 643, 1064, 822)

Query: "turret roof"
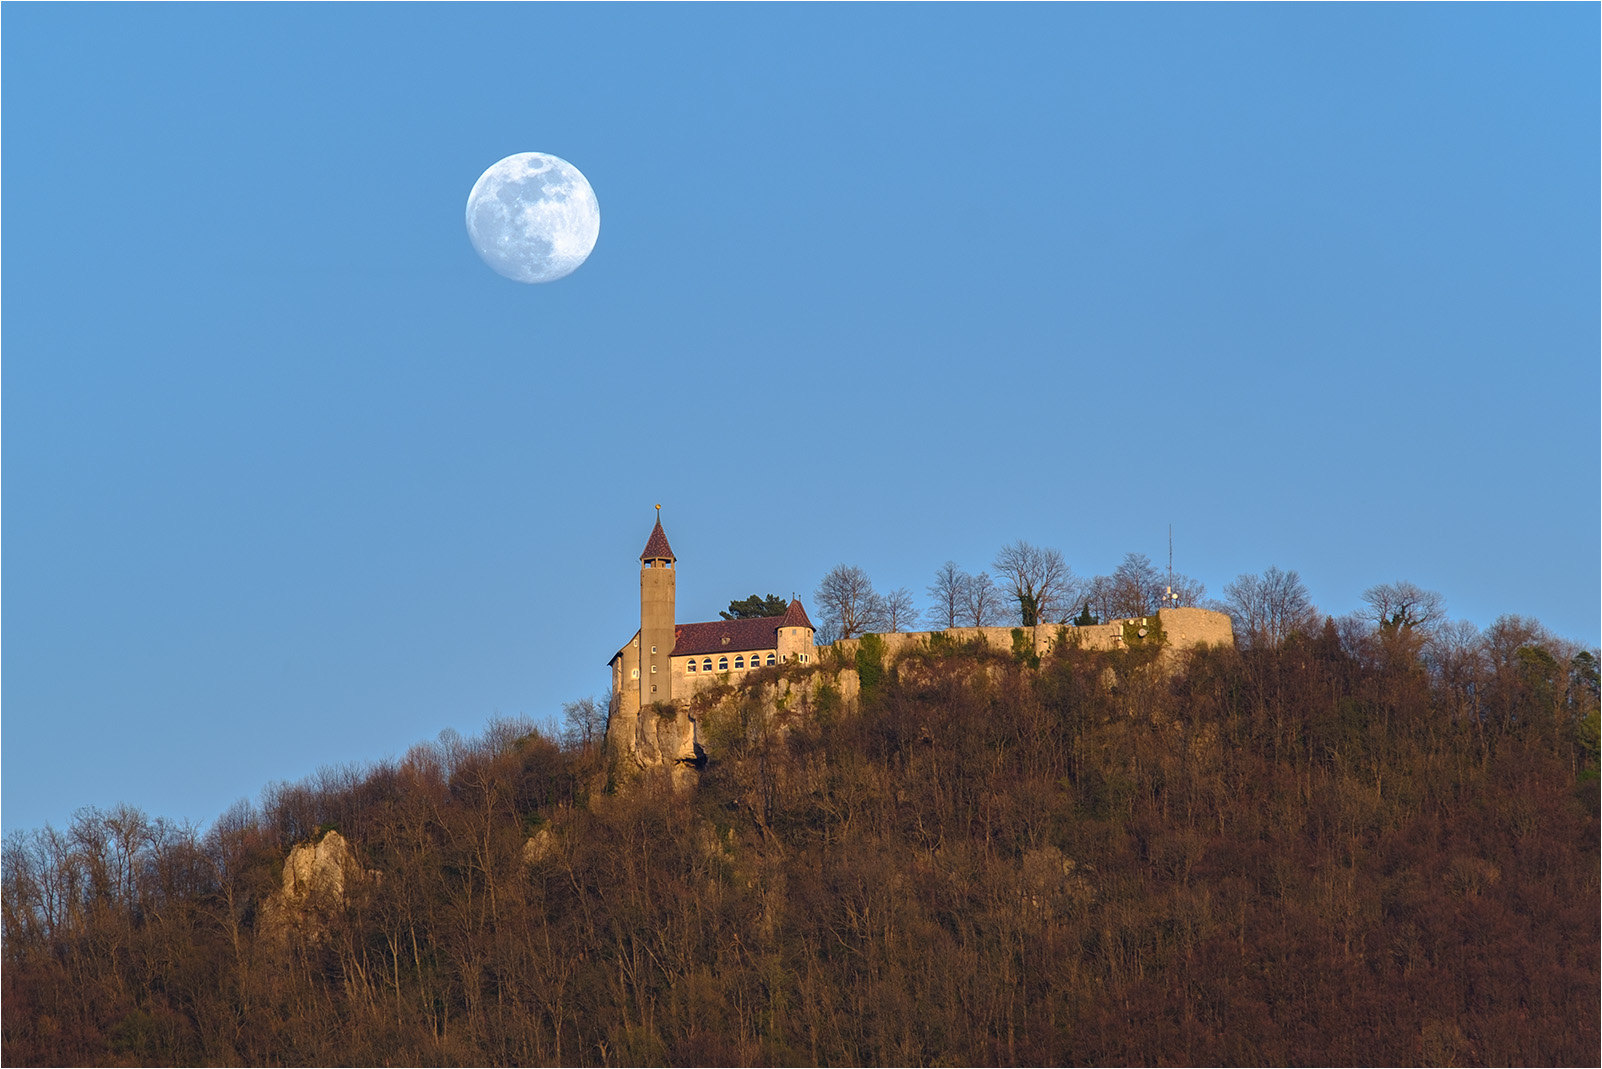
(639, 518, 676, 562)
(778, 598, 814, 630)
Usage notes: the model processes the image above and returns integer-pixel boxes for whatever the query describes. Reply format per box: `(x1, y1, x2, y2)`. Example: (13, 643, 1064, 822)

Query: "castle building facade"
(609, 515, 816, 718)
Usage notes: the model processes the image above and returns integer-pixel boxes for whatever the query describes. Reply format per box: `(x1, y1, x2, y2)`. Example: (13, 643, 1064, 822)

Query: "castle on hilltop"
(608, 512, 818, 722)
(604, 512, 1236, 776)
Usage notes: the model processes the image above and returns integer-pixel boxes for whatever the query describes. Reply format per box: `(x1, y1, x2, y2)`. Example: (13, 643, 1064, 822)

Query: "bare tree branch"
(925, 561, 970, 630)
(814, 564, 885, 641)
(992, 542, 1072, 626)
(1223, 566, 1318, 648)
(881, 587, 918, 633)
(965, 570, 1007, 627)
(561, 695, 608, 753)
(1361, 581, 1446, 634)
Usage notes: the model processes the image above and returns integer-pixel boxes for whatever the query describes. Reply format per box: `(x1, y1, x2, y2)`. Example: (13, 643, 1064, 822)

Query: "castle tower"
(775, 598, 816, 664)
(639, 509, 676, 707)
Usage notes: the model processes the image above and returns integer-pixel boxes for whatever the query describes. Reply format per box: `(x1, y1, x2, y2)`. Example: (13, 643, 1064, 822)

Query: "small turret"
(775, 598, 816, 664)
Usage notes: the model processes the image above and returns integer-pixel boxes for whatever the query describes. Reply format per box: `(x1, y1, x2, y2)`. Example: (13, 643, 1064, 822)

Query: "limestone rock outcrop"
(260, 829, 371, 942)
(280, 828, 357, 902)
(522, 825, 559, 866)
(609, 699, 703, 790)
(607, 665, 864, 790)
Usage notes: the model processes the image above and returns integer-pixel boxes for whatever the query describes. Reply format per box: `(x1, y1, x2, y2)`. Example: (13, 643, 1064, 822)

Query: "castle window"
(766, 653, 776, 666)
(651, 665, 657, 673)
(651, 645, 657, 654)
(688, 660, 697, 673)
(702, 658, 712, 672)
(718, 657, 728, 671)
(734, 656, 745, 669)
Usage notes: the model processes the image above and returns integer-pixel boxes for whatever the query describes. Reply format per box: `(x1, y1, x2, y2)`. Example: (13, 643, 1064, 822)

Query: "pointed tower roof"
(778, 598, 813, 630)
(639, 517, 676, 562)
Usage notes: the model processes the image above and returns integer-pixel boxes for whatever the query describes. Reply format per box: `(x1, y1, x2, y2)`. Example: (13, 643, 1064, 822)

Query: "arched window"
(687, 660, 697, 673)
(766, 653, 776, 666)
(703, 658, 712, 672)
(734, 656, 745, 669)
(718, 656, 728, 671)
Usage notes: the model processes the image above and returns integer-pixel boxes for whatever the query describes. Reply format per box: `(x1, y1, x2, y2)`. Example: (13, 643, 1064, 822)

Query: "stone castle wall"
(827, 607, 1234, 661)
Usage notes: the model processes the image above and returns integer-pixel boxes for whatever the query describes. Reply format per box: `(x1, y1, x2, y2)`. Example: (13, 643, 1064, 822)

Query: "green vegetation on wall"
(1117, 616, 1167, 666)
(855, 632, 885, 694)
(1010, 627, 1040, 669)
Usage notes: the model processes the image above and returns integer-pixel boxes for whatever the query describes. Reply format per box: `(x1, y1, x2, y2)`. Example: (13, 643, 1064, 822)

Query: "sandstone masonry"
(603, 515, 1235, 780)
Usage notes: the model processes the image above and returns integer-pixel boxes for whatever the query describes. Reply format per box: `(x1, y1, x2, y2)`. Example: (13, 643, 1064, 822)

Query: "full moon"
(465, 152, 600, 283)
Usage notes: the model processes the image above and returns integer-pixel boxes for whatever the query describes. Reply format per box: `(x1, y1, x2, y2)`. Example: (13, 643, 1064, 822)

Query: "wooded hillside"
(4, 619, 1598, 1066)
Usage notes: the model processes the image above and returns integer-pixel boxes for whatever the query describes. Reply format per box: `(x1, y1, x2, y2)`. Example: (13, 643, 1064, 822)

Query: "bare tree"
(815, 564, 886, 641)
(1108, 553, 1162, 617)
(1080, 574, 1116, 624)
(881, 587, 918, 633)
(561, 694, 609, 753)
(1334, 611, 1381, 665)
(1482, 614, 1552, 672)
(925, 561, 971, 630)
(1361, 581, 1446, 634)
(1083, 552, 1208, 621)
(992, 541, 1072, 626)
(1223, 566, 1319, 648)
(964, 570, 1007, 627)
(1425, 619, 1486, 722)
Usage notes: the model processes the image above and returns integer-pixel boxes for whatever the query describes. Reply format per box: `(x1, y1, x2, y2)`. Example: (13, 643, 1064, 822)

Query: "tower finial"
(639, 508, 676, 562)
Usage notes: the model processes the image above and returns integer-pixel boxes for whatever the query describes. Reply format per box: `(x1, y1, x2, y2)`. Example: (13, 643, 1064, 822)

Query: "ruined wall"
(828, 607, 1234, 662)
(1152, 607, 1234, 650)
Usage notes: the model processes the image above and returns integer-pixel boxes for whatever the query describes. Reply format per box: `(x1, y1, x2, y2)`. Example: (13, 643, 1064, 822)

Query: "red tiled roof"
(639, 518, 675, 561)
(778, 598, 813, 631)
(672, 617, 779, 657)
(671, 600, 814, 657)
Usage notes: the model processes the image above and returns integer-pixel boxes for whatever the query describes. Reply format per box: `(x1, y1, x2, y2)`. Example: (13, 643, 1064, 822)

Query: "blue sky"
(4, 5, 1596, 834)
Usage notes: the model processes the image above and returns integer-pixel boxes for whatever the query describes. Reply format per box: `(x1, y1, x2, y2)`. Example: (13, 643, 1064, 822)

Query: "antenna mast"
(1167, 524, 1179, 609)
